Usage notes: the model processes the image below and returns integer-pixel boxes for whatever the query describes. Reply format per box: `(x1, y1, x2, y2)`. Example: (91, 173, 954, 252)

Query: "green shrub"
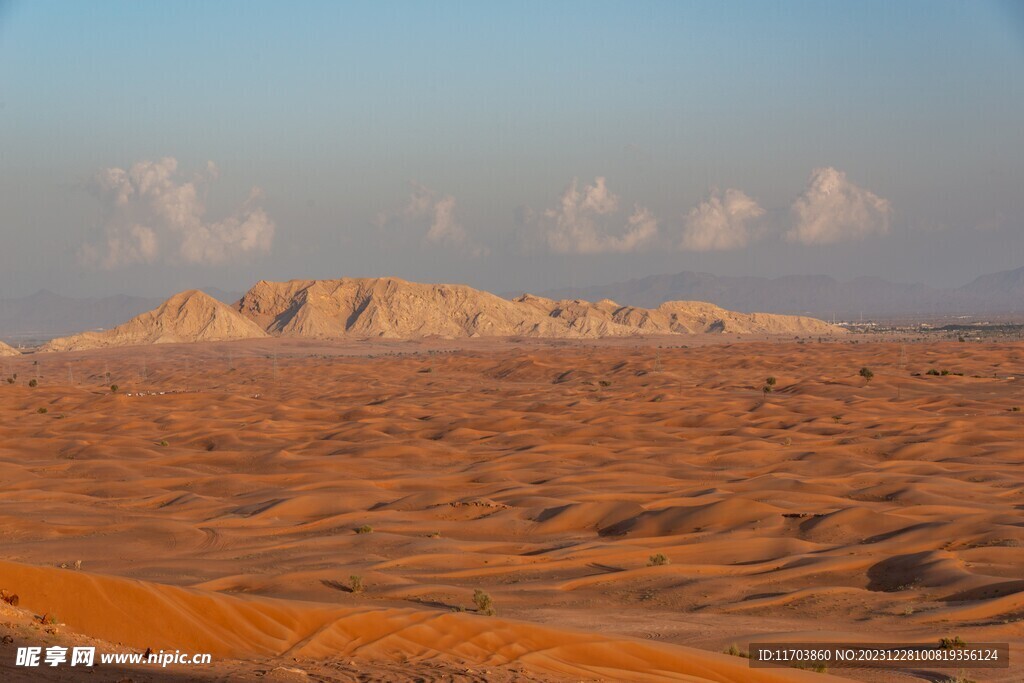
(647, 553, 670, 567)
(859, 367, 874, 382)
(349, 575, 363, 593)
(110, 384, 119, 392)
(28, 379, 37, 388)
(355, 525, 373, 534)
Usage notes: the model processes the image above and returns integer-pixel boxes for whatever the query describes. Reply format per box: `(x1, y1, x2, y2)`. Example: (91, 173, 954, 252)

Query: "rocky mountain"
(235, 277, 840, 340)
(32, 278, 842, 352)
(40, 290, 267, 352)
(0, 288, 243, 342)
(537, 267, 1024, 318)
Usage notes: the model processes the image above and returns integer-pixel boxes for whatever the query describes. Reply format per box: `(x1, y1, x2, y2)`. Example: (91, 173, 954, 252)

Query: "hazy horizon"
(2, 0, 1022, 299)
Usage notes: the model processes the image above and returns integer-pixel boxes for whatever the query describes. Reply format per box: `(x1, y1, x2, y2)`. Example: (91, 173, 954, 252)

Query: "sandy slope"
(0, 340, 20, 356)
(1, 337, 1021, 681)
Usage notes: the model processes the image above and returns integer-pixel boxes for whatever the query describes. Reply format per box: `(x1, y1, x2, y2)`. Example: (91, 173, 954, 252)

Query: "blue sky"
(1, 0, 1022, 297)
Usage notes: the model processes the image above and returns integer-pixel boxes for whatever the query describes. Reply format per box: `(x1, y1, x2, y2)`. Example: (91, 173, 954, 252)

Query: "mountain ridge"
(41, 290, 268, 352)
(38, 277, 843, 351)
(534, 267, 1024, 318)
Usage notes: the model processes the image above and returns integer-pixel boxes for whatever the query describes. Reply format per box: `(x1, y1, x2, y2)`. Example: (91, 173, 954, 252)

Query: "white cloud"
(79, 157, 274, 268)
(540, 177, 658, 254)
(787, 167, 891, 245)
(681, 188, 765, 251)
(379, 182, 487, 256)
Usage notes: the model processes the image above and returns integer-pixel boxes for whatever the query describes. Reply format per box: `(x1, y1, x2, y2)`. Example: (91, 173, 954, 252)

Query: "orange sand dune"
(0, 559, 828, 682)
(0, 336, 1022, 681)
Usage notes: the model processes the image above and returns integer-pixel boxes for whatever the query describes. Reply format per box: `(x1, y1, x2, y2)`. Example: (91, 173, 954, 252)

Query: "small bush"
(349, 575, 363, 593)
(859, 367, 874, 382)
(832, 415, 842, 423)
(355, 525, 373, 534)
(37, 407, 47, 414)
(1011, 407, 1021, 412)
(723, 644, 749, 658)
(473, 589, 495, 616)
(110, 384, 118, 392)
(765, 376, 776, 387)
(598, 380, 612, 387)
(926, 368, 941, 376)
(28, 379, 37, 388)
(647, 553, 669, 567)
(5, 377, 13, 384)
(155, 439, 169, 447)
(940, 636, 967, 649)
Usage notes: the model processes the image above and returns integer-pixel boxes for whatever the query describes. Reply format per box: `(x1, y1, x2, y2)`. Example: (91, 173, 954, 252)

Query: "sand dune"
(0, 559, 832, 682)
(1, 337, 1021, 680)
(0, 340, 20, 356)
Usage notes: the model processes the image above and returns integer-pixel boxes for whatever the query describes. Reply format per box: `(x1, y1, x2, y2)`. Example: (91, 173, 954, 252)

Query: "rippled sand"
(0, 337, 1021, 681)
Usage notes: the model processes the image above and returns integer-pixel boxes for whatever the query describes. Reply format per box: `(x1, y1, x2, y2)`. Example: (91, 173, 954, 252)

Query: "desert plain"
(0, 335, 1022, 682)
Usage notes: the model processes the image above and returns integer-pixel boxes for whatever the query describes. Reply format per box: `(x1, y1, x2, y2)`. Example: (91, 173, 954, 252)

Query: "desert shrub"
(110, 384, 118, 392)
(859, 367, 874, 382)
(5, 377, 12, 384)
(598, 380, 612, 387)
(355, 525, 373, 534)
(762, 385, 772, 394)
(37, 407, 47, 414)
(1011, 407, 1021, 412)
(155, 439, 169, 447)
(647, 553, 669, 566)
(473, 589, 495, 616)
(831, 415, 842, 423)
(28, 379, 37, 388)
(940, 636, 967, 649)
(724, 644, 749, 658)
(926, 368, 941, 375)
(944, 671, 976, 683)
(941, 369, 951, 376)
(349, 575, 363, 593)
(765, 376, 776, 387)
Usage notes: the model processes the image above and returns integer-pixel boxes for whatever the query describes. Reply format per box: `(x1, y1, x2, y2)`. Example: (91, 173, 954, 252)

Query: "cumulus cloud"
(540, 177, 658, 254)
(79, 157, 274, 268)
(787, 167, 891, 245)
(681, 188, 765, 251)
(378, 182, 487, 256)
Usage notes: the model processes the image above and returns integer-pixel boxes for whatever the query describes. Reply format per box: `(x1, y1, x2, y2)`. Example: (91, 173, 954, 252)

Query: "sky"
(1, 0, 1022, 298)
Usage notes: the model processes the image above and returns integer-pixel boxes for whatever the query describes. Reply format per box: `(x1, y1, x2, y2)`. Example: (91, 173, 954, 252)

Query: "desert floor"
(0, 336, 1021, 682)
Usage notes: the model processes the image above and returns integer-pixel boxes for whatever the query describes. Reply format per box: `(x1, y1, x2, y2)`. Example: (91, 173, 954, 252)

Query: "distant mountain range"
(0, 288, 241, 342)
(536, 267, 1024, 319)
(39, 278, 840, 351)
(3, 266, 1022, 344)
